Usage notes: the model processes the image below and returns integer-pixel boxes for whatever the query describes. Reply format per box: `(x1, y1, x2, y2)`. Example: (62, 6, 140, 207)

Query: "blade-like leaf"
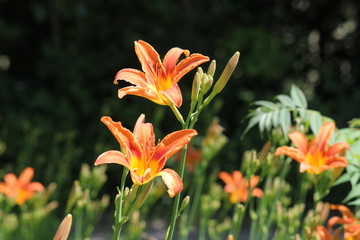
(290, 85, 307, 108)
(254, 100, 279, 111)
(279, 108, 291, 136)
(342, 184, 360, 203)
(309, 111, 322, 136)
(242, 114, 262, 138)
(277, 94, 296, 108)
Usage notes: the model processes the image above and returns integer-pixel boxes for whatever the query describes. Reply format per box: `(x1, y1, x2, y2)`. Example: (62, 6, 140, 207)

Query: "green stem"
(166, 145, 188, 240)
(113, 168, 129, 240)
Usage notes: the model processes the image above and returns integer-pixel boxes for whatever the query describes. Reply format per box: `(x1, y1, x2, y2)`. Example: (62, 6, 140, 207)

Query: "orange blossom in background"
(0, 167, 44, 205)
(275, 122, 349, 174)
(218, 170, 263, 203)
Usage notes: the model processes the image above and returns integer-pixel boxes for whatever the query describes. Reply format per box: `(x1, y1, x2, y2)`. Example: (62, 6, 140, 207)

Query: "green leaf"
(279, 108, 291, 136)
(258, 113, 267, 134)
(309, 111, 322, 136)
(272, 109, 280, 128)
(264, 112, 273, 131)
(242, 114, 262, 138)
(290, 85, 307, 108)
(347, 198, 360, 206)
(276, 94, 296, 108)
(334, 173, 351, 186)
(342, 184, 360, 203)
(254, 100, 279, 110)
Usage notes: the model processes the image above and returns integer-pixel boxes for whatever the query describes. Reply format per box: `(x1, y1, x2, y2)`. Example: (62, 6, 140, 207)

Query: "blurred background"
(0, 0, 359, 214)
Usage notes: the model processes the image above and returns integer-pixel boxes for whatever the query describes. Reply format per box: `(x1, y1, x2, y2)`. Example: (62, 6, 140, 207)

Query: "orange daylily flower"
(95, 114, 197, 197)
(0, 167, 44, 205)
(314, 225, 341, 240)
(218, 170, 263, 203)
(275, 122, 350, 174)
(114, 40, 209, 107)
(328, 204, 360, 240)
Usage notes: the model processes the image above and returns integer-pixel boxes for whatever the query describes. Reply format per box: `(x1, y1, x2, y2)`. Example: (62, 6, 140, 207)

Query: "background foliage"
(0, 0, 359, 210)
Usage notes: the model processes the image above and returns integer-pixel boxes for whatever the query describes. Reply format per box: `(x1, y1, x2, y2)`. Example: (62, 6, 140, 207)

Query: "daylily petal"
(317, 122, 335, 151)
(19, 167, 34, 185)
(251, 188, 264, 198)
(288, 131, 308, 153)
(299, 162, 315, 173)
(4, 173, 17, 188)
(331, 204, 355, 219)
(114, 68, 148, 87)
(249, 176, 260, 188)
(326, 156, 348, 168)
(275, 146, 306, 163)
(174, 53, 210, 83)
(328, 216, 349, 231)
(117, 86, 163, 104)
(135, 40, 163, 83)
(158, 168, 183, 197)
(327, 142, 350, 156)
(0, 183, 12, 196)
(133, 114, 155, 158)
(27, 182, 45, 192)
(95, 150, 130, 168)
(163, 47, 190, 74)
(219, 172, 237, 192)
(100, 117, 142, 158)
(162, 84, 183, 107)
(150, 129, 197, 171)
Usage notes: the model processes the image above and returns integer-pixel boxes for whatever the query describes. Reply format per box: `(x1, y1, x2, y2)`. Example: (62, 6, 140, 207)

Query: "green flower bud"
(213, 51, 240, 94)
(179, 196, 190, 213)
(207, 60, 216, 77)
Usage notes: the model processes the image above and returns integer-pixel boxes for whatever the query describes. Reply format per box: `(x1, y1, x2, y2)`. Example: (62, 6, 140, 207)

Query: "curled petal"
(101, 117, 142, 158)
(114, 68, 148, 87)
(326, 156, 348, 168)
(275, 146, 306, 163)
(288, 131, 308, 153)
(174, 54, 210, 83)
(330, 204, 355, 219)
(95, 150, 130, 168)
(328, 216, 349, 231)
(151, 129, 197, 171)
(118, 86, 165, 105)
(158, 168, 183, 197)
(327, 142, 350, 156)
(163, 47, 190, 74)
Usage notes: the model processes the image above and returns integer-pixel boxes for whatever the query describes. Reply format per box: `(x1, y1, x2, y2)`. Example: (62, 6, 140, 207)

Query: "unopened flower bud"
(53, 214, 72, 240)
(179, 196, 190, 213)
(191, 72, 201, 102)
(201, 74, 213, 95)
(207, 60, 216, 77)
(213, 51, 240, 94)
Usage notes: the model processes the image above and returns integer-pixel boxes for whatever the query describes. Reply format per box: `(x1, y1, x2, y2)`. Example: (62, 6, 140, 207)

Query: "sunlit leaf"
(277, 94, 295, 108)
(290, 85, 307, 108)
